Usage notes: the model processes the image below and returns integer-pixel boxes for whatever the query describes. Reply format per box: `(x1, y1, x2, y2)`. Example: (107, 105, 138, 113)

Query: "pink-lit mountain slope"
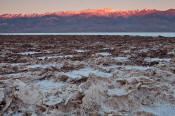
(1, 8, 173, 18)
(0, 8, 175, 32)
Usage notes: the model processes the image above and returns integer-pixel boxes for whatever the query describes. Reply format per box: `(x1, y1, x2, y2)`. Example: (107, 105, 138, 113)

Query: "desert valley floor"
(0, 35, 175, 116)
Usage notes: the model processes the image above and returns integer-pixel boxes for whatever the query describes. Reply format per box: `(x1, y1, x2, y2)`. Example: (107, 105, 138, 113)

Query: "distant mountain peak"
(42, 8, 158, 17)
(0, 8, 174, 18)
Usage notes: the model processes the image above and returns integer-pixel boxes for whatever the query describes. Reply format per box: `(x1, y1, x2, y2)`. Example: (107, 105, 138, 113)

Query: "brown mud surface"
(0, 35, 175, 116)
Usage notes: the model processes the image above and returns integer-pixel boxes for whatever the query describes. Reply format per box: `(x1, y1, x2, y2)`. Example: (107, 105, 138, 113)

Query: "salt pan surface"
(75, 49, 87, 53)
(38, 56, 62, 60)
(96, 52, 111, 56)
(113, 57, 129, 61)
(100, 65, 150, 71)
(17, 51, 41, 55)
(64, 67, 112, 78)
(144, 57, 171, 62)
(107, 88, 128, 96)
(27, 63, 60, 69)
(33, 79, 64, 89)
(142, 105, 175, 116)
(38, 55, 74, 59)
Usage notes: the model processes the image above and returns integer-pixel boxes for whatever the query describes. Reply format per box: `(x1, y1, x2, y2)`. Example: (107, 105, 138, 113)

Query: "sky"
(0, 0, 175, 14)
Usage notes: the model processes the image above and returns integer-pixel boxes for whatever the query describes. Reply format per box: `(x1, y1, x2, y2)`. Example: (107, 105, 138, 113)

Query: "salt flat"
(0, 35, 175, 116)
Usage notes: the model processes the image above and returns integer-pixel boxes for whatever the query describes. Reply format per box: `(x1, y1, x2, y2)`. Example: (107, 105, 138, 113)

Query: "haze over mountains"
(0, 8, 175, 32)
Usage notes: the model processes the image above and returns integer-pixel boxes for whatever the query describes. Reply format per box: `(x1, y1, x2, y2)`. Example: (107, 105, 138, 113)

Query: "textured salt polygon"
(4, 72, 23, 77)
(122, 50, 130, 53)
(142, 105, 175, 116)
(38, 56, 63, 60)
(33, 79, 64, 89)
(100, 65, 151, 71)
(139, 48, 149, 53)
(96, 52, 111, 56)
(144, 57, 171, 62)
(12, 112, 24, 116)
(75, 49, 87, 53)
(107, 88, 128, 96)
(17, 51, 41, 55)
(113, 57, 129, 61)
(168, 50, 175, 55)
(64, 67, 112, 78)
(26, 62, 61, 69)
(103, 48, 110, 50)
(38, 55, 74, 59)
(99, 65, 119, 71)
(121, 65, 151, 70)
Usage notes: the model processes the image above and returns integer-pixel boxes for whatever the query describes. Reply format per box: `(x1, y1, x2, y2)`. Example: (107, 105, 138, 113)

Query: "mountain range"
(0, 8, 175, 32)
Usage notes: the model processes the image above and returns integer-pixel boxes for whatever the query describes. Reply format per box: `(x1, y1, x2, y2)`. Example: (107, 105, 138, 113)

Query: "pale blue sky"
(0, 0, 175, 14)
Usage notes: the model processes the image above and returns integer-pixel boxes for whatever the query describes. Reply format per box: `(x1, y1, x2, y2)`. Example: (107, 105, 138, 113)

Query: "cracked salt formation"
(4, 72, 23, 77)
(100, 64, 151, 71)
(121, 65, 151, 70)
(122, 49, 130, 53)
(142, 105, 175, 116)
(144, 57, 171, 62)
(38, 55, 74, 60)
(0, 35, 175, 116)
(103, 48, 110, 50)
(113, 56, 129, 61)
(96, 52, 111, 56)
(26, 62, 61, 69)
(99, 65, 119, 71)
(38, 56, 63, 60)
(107, 88, 129, 96)
(168, 50, 175, 55)
(60, 55, 74, 58)
(75, 49, 87, 53)
(139, 48, 149, 53)
(64, 67, 112, 78)
(33, 79, 64, 89)
(17, 51, 41, 55)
